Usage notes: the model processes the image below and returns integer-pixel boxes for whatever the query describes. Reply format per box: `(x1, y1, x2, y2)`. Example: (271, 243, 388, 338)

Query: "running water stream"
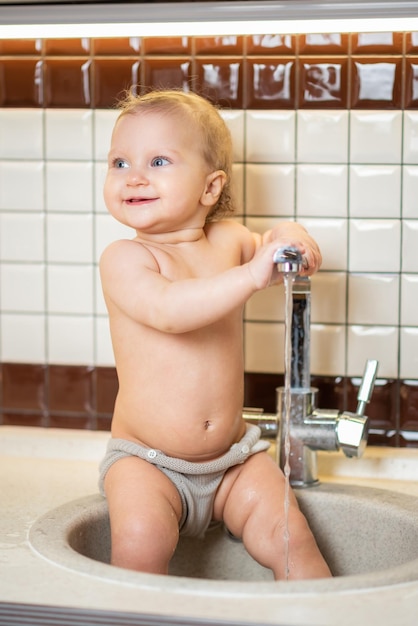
(281, 272, 296, 580)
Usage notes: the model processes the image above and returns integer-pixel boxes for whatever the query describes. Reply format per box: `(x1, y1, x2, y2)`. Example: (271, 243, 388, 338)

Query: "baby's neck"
(134, 226, 206, 246)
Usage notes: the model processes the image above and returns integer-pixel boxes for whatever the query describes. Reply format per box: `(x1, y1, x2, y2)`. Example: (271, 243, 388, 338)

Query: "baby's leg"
(213, 451, 331, 580)
(103, 456, 182, 574)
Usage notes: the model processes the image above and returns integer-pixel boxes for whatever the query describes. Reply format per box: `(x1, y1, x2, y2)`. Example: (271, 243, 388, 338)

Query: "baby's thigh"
(104, 456, 183, 533)
(214, 452, 296, 532)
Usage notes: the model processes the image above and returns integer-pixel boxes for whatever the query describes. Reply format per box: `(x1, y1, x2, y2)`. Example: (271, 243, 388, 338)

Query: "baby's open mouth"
(126, 197, 156, 204)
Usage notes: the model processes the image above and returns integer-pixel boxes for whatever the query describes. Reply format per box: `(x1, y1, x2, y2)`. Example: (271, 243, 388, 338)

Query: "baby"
(99, 89, 331, 580)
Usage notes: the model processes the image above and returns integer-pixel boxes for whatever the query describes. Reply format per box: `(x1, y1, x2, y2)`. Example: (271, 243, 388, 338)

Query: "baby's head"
(115, 89, 234, 221)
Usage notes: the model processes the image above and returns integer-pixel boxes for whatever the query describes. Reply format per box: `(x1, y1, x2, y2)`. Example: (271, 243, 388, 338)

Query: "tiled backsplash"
(1, 33, 418, 446)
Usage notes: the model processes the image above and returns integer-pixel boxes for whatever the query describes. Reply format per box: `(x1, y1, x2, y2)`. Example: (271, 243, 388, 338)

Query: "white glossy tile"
(220, 110, 245, 162)
(296, 110, 348, 163)
(350, 110, 402, 163)
(245, 164, 294, 216)
(94, 162, 108, 213)
(46, 214, 93, 263)
(244, 322, 283, 373)
(95, 266, 107, 315)
(94, 214, 135, 262)
(402, 166, 418, 218)
(310, 272, 347, 323)
(348, 273, 399, 325)
(347, 325, 398, 378)
(296, 164, 347, 217)
(0, 109, 43, 159)
(403, 111, 418, 164)
(402, 220, 418, 272)
(0, 212, 45, 262)
(298, 218, 348, 271)
(244, 216, 290, 237)
(349, 165, 401, 218)
(94, 315, 115, 367)
(231, 163, 244, 215)
(46, 162, 94, 212)
(1, 263, 45, 312)
(45, 110, 93, 160)
(47, 265, 94, 314)
(47, 315, 94, 365)
(245, 284, 286, 322)
(349, 219, 401, 273)
(1, 313, 46, 363)
(400, 328, 418, 379)
(310, 324, 346, 377)
(93, 109, 119, 161)
(0, 162, 44, 211)
(245, 110, 295, 163)
(401, 275, 418, 326)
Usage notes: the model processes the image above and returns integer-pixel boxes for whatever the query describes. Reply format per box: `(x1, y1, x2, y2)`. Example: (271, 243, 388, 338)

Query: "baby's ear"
(201, 170, 227, 207)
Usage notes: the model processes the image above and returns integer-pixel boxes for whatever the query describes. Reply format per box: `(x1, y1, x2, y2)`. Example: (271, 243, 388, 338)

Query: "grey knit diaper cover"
(98, 423, 270, 538)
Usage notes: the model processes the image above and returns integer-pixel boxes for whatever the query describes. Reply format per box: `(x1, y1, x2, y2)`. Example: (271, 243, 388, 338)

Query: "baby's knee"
(111, 511, 179, 572)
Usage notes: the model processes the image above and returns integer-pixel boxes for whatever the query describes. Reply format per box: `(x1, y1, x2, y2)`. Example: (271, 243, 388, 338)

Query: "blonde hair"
(115, 89, 235, 222)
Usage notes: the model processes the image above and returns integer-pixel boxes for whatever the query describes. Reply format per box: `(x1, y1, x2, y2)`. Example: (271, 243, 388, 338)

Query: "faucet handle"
(336, 412, 369, 458)
(356, 359, 379, 416)
(273, 246, 307, 274)
(336, 359, 379, 458)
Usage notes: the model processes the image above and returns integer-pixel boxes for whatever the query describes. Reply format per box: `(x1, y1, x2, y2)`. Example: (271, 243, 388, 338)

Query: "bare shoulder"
(101, 238, 157, 264)
(100, 239, 159, 279)
(205, 219, 257, 263)
(205, 219, 254, 246)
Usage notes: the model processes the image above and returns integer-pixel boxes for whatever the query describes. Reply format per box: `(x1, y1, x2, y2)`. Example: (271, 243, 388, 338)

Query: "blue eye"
(152, 156, 170, 167)
(113, 158, 129, 169)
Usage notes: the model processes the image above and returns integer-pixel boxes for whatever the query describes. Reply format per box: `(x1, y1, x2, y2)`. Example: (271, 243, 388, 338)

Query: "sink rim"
(29, 483, 418, 596)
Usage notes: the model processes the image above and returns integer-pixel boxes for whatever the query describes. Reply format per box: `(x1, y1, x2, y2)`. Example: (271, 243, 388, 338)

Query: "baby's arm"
(100, 236, 265, 334)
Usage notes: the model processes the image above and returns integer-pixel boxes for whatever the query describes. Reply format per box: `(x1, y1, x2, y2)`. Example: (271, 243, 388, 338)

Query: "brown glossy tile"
(406, 32, 418, 54)
(44, 58, 92, 107)
(0, 59, 43, 107)
(351, 32, 403, 54)
(244, 372, 283, 414)
(143, 58, 191, 92)
(2, 412, 47, 428)
(143, 36, 191, 55)
(0, 39, 42, 54)
(48, 365, 94, 413)
(298, 57, 348, 108)
(195, 58, 243, 108)
(299, 33, 348, 54)
(400, 380, 418, 446)
(49, 413, 95, 430)
(93, 37, 141, 55)
(97, 415, 113, 431)
(93, 58, 140, 107)
(44, 38, 91, 55)
(245, 58, 295, 108)
(96, 366, 118, 415)
(195, 36, 243, 55)
(246, 34, 296, 55)
(311, 376, 346, 412)
(351, 58, 403, 109)
(405, 58, 418, 109)
(2, 363, 47, 410)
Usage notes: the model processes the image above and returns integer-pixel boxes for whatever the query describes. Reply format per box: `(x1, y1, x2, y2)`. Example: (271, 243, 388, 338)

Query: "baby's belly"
(111, 401, 246, 462)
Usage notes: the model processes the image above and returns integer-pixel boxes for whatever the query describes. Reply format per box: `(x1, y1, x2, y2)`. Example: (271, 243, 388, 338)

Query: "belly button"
(204, 420, 211, 430)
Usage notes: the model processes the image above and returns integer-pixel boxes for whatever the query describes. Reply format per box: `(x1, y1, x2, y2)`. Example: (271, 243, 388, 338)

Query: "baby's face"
(103, 111, 214, 236)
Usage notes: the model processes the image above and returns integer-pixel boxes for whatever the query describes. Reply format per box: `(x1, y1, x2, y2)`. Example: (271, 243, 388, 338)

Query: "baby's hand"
(263, 223, 322, 278)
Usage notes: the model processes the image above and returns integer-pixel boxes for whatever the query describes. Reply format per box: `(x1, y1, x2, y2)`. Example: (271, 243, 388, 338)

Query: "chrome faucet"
(243, 247, 379, 488)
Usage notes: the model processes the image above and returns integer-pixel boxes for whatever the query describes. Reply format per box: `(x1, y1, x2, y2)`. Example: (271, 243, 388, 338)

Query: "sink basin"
(29, 482, 418, 594)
